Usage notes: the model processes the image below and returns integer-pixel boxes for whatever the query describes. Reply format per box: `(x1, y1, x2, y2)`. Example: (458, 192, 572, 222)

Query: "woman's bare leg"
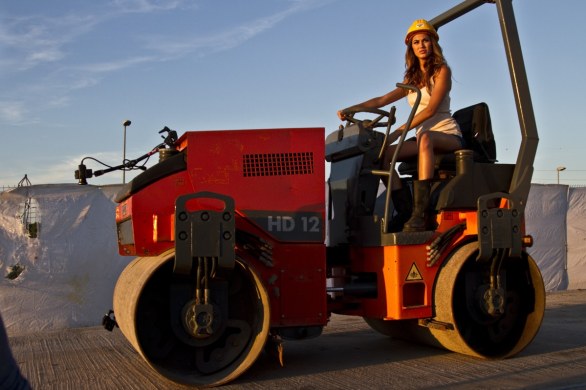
(383, 140, 419, 190)
(417, 131, 462, 180)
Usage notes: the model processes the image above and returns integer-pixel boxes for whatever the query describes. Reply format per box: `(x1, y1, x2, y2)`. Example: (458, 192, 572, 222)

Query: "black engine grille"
(243, 152, 314, 177)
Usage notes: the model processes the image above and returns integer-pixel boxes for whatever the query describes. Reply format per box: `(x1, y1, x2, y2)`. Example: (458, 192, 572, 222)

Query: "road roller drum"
(113, 251, 270, 387)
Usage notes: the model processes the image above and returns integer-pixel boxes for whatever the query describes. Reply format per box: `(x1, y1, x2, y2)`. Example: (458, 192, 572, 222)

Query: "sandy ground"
(8, 289, 586, 389)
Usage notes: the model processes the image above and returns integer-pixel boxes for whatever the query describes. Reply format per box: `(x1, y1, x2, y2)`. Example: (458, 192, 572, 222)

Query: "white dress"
(406, 84, 461, 137)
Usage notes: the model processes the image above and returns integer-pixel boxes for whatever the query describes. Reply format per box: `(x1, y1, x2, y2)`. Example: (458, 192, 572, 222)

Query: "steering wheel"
(343, 107, 396, 129)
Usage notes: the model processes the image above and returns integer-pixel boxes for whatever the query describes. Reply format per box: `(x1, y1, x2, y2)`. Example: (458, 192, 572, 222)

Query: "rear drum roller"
(365, 241, 545, 358)
(113, 249, 270, 387)
(429, 241, 545, 358)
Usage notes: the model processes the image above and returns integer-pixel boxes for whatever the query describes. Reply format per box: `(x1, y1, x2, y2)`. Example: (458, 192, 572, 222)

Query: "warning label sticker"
(406, 263, 423, 281)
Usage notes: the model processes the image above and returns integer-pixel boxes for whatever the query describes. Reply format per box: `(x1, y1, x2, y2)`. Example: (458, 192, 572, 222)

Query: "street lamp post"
(122, 120, 131, 184)
(556, 166, 566, 185)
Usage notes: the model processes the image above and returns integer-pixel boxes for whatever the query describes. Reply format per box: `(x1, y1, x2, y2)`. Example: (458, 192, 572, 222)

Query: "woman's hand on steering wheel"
(338, 107, 395, 129)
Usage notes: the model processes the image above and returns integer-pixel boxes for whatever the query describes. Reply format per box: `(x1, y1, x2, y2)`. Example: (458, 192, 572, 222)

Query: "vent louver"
(243, 152, 314, 177)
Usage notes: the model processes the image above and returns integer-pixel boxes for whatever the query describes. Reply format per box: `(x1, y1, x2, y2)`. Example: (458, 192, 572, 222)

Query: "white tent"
(567, 187, 586, 289)
(525, 184, 586, 291)
(0, 184, 128, 335)
(525, 184, 568, 291)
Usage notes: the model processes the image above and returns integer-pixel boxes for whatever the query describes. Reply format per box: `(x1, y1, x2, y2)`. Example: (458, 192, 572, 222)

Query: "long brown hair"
(403, 34, 447, 93)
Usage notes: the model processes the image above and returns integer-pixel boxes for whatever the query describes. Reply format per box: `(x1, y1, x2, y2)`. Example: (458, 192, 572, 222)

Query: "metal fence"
(1, 185, 17, 193)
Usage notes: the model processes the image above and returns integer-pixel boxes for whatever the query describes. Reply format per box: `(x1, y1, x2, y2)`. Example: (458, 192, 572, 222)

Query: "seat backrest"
(452, 102, 496, 163)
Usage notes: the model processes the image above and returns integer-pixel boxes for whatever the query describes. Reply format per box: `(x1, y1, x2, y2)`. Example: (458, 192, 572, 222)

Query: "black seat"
(397, 102, 496, 177)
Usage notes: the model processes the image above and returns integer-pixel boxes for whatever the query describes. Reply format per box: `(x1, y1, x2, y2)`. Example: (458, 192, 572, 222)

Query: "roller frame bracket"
(418, 318, 454, 331)
(477, 192, 522, 262)
(174, 192, 236, 275)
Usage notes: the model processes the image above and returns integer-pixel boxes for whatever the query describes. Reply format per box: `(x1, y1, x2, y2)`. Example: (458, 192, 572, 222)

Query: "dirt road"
(8, 290, 586, 389)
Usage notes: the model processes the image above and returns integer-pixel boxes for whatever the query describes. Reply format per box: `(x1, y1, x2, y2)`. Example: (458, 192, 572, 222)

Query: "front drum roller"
(365, 241, 545, 358)
(113, 249, 270, 387)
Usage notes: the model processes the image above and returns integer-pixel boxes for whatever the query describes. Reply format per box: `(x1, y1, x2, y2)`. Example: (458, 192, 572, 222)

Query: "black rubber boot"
(388, 186, 413, 232)
(403, 179, 432, 232)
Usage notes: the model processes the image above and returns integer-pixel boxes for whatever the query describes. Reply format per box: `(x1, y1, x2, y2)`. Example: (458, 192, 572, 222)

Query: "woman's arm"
(338, 85, 407, 120)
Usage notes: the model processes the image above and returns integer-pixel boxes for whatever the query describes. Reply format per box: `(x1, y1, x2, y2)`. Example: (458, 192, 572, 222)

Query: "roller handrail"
(377, 106, 397, 162)
(382, 83, 421, 233)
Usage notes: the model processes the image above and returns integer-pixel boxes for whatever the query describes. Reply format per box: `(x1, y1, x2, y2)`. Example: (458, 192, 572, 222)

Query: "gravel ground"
(8, 289, 586, 389)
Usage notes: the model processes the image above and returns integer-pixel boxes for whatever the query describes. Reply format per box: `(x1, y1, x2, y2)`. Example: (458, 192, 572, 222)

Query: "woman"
(337, 19, 462, 232)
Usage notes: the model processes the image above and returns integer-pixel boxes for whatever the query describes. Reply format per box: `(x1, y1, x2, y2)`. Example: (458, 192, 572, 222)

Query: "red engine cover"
(181, 127, 325, 242)
(116, 127, 327, 327)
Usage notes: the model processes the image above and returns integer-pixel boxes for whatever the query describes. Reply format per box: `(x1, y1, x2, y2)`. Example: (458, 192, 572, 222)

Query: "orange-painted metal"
(347, 244, 436, 319)
(333, 209, 481, 320)
(331, 203, 518, 322)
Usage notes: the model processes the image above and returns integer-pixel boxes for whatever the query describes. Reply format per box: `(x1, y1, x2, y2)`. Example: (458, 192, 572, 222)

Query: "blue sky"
(1, 0, 585, 186)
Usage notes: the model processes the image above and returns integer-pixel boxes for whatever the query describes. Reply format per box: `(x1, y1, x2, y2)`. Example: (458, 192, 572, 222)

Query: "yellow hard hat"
(405, 19, 438, 45)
